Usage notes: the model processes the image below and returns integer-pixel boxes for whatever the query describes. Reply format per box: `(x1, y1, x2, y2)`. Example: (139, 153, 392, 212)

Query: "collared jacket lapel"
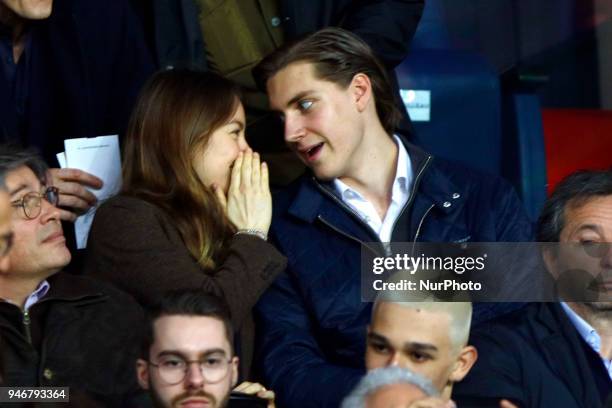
(532, 303, 607, 407)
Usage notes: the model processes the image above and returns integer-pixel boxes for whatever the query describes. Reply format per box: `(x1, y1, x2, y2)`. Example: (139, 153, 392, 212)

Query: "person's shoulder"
(431, 156, 513, 193)
(272, 173, 314, 211)
(97, 194, 164, 219)
(50, 272, 143, 314)
(470, 302, 544, 347)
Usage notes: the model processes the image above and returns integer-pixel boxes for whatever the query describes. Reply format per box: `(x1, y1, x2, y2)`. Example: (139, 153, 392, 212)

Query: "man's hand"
(48, 168, 103, 222)
(233, 381, 275, 408)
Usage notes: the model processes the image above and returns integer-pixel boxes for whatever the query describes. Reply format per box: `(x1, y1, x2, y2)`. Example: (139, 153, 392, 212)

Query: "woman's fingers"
(241, 149, 253, 188)
(229, 152, 243, 194)
(252, 152, 261, 186)
(261, 161, 269, 190)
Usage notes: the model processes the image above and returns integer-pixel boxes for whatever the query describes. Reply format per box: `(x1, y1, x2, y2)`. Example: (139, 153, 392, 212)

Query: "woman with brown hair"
(85, 69, 286, 375)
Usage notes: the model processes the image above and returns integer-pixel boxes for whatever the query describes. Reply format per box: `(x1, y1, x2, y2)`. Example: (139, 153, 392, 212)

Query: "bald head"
(366, 297, 476, 399)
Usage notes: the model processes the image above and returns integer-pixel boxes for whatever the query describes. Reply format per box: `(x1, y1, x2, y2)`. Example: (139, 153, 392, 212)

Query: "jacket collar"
(287, 135, 465, 224)
(530, 302, 605, 407)
(44, 272, 107, 303)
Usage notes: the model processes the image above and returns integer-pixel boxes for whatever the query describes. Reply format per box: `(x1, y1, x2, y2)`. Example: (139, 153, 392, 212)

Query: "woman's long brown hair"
(122, 69, 240, 269)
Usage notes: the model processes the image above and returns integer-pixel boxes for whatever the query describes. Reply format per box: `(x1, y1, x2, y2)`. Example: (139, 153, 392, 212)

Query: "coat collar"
(530, 302, 605, 407)
(44, 272, 107, 303)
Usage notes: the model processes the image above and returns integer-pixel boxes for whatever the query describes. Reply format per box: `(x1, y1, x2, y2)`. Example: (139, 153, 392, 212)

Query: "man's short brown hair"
(254, 27, 402, 135)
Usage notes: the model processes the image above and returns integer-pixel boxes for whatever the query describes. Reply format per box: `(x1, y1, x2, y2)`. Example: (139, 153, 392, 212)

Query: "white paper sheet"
(60, 135, 122, 249)
(56, 152, 67, 168)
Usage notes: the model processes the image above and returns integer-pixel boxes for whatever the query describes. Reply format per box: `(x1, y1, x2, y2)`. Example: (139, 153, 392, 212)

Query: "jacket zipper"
(317, 215, 380, 256)
(312, 153, 433, 252)
(411, 204, 435, 255)
(313, 177, 380, 241)
(22, 309, 32, 345)
(390, 155, 433, 242)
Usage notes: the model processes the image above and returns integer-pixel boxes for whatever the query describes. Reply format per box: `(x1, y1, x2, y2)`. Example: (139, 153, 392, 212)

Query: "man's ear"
(136, 358, 150, 390)
(449, 345, 478, 383)
(231, 356, 240, 388)
(351, 73, 373, 112)
(542, 247, 560, 278)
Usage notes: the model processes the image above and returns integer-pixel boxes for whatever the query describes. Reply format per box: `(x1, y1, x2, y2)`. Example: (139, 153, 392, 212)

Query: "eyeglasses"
(11, 187, 59, 220)
(148, 355, 233, 385)
(0, 231, 13, 257)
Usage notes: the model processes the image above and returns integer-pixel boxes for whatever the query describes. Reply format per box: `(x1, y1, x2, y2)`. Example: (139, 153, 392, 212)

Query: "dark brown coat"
(85, 195, 287, 377)
(0, 273, 145, 407)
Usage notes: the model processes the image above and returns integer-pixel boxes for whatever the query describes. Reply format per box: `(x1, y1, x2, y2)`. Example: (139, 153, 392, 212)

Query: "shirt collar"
(391, 134, 411, 203)
(0, 280, 50, 311)
(561, 302, 600, 353)
(333, 134, 412, 201)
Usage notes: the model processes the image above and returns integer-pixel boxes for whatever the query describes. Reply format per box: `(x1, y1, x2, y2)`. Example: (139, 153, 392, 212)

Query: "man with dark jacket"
(0, 0, 154, 221)
(0, 145, 145, 406)
(454, 169, 612, 407)
(253, 28, 534, 408)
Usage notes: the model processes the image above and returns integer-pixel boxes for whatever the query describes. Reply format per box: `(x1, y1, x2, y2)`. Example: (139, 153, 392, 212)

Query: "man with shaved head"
(366, 299, 477, 400)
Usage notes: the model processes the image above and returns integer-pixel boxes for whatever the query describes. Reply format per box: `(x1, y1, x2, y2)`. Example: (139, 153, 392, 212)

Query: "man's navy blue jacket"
(454, 302, 611, 407)
(255, 141, 534, 408)
(0, 0, 154, 165)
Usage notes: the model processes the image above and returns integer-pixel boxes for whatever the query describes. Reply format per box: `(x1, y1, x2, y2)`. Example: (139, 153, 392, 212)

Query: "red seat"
(542, 109, 612, 194)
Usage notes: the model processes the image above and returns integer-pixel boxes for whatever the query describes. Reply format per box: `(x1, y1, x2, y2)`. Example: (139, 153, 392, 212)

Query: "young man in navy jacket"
(254, 27, 534, 408)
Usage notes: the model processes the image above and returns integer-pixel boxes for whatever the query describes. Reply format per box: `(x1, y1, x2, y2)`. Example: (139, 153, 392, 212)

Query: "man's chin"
(311, 165, 337, 182)
(172, 393, 218, 408)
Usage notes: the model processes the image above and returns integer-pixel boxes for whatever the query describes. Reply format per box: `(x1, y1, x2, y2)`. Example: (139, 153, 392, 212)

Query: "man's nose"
(39, 195, 61, 223)
(601, 243, 612, 268)
(184, 362, 205, 389)
(284, 116, 306, 143)
(388, 351, 405, 368)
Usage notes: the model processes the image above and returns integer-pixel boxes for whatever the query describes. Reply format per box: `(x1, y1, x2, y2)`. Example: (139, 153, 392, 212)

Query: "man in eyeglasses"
(136, 290, 274, 408)
(137, 290, 237, 408)
(137, 289, 275, 408)
(0, 144, 146, 405)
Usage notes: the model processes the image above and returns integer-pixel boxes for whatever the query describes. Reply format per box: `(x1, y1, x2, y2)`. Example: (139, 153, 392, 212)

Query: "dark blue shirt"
(0, 23, 31, 140)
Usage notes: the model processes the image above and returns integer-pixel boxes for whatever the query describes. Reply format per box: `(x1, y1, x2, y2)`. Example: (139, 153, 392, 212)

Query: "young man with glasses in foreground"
(137, 289, 275, 408)
(0, 144, 145, 405)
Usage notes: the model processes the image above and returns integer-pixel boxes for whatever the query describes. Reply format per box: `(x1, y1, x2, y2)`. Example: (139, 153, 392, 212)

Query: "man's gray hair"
(341, 366, 438, 408)
(0, 144, 48, 188)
